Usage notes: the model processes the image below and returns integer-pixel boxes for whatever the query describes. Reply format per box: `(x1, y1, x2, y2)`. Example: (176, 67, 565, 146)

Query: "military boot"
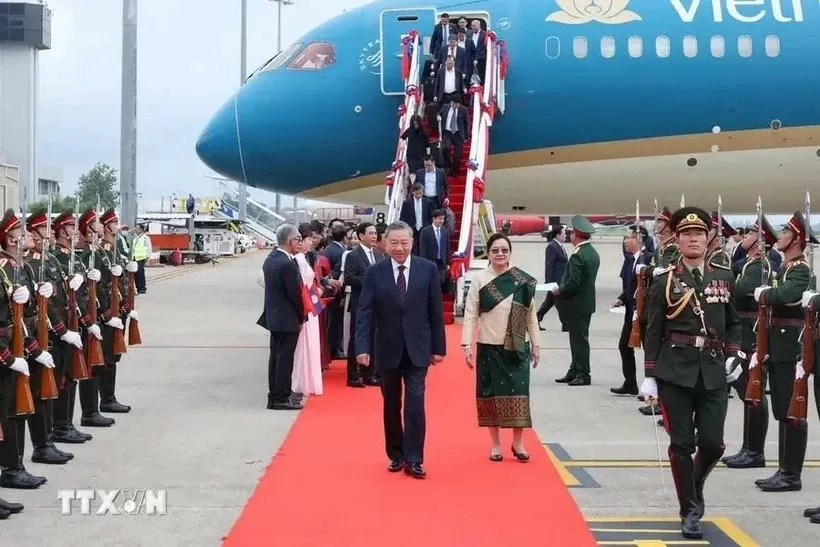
(99, 364, 131, 413)
(721, 403, 750, 465)
(803, 506, 820, 519)
(759, 421, 805, 492)
(27, 407, 69, 465)
(693, 446, 724, 518)
(0, 497, 24, 514)
(0, 421, 46, 490)
(669, 450, 702, 539)
(725, 402, 767, 468)
(79, 374, 115, 427)
(756, 421, 785, 488)
(67, 384, 93, 440)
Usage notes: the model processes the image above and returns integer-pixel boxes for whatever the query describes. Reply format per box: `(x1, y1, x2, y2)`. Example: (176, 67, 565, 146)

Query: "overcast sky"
(39, 0, 369, 209)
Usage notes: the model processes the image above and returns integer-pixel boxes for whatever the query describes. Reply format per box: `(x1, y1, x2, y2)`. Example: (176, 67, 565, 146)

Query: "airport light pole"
(271, 0, 294, 215)
(120, 0, 138, 230)
(237, 0, 249, 221)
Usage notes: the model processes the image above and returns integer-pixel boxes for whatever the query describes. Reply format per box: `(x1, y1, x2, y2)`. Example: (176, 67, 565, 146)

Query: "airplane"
(195, 0, 820, 216)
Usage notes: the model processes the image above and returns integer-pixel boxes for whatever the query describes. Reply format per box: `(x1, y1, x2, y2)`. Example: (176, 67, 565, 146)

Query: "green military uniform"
(659, 238, 681, 268)
(643, 207, 741, 540)
(754, 210, 817, 493)
(555, 215, 600, 385)
(707, 248, 731, 269)
(802, 292, 820, 523)
(722, 216, 777, 469)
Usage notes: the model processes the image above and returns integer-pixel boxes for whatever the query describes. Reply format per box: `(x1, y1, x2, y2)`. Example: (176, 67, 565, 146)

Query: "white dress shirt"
(414, 198, 423, 230)
(433, 226, 442, 259)
(443, 68, 456, 93)
(424, 170, 437, 198)
(392, 256, 411, 284)
(362, 244, 375, 265)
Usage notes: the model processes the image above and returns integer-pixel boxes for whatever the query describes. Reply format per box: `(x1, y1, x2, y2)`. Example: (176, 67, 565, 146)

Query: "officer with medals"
(798, 289, 820, 523)
(51, 211, 96, 441)
(752, 211, 817, 492)
(707, 212, 735, 268)
(722, 214, 777, 468)
(0, 210, 53, 487)
(98, 209, 136, 413)
(640, 207, 742, 540)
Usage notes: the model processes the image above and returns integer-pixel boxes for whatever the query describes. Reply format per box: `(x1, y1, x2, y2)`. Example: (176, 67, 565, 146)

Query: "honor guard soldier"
(0, 210, 52, 487)
(752, 211, 818, 492)
(722, 215, 777, 468)
(553, 215, 600, 386)
(707, 212, 735, 268)
(641, 207, 742, 540)
(51, 210, 95, 442)
(98, 209, 136, 413)
(799, 290, 820, 524)
(77, 208, 115, 427)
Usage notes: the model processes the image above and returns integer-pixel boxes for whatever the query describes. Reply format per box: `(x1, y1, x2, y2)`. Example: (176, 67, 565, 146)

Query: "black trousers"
(269, 331, 299, 404)
(347, 308, 362, 383)
(327, 297, 345, 357)
(769, 360, 797, 421)
(617, 311, 637, 387)
(0, 418, 23, 469)
(441, 132, 463, 175)
(658, 375, 728, 457)
(380, 347, 428, 464)
(136, 260, 147, 291)
(536, 293, 555, 322)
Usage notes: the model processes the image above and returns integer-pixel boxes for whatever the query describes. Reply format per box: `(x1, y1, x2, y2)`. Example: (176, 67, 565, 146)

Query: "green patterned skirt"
(475, 343, 532, 428)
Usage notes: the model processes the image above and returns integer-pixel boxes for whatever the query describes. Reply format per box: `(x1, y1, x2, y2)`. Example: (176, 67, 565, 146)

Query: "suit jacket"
(438, 102, 469, 138)
(437, 44, 466, 72)
(355, 256, 446, 369)
(343, 244, 383, 313)
(323, 241, 346, 279)
(258, 249, 304, 333)
(430, 22, 457, 57)
(545, 239, 568, 283)
(466, 30, 487, 61)
(618, 249, 653, 311)
(414, 167, 449, 202)
(399, 197, 434, 231)
(434, 68, 466, 103)
(418, 224, 450, 265)
(555, 241, 601, 319)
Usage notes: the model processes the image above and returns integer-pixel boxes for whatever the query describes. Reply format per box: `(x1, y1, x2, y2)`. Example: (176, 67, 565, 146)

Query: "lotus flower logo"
(546, 0, 642, 24)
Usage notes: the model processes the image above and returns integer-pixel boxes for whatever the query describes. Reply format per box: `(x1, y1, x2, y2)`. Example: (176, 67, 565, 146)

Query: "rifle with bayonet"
(13, 205, 34, 416)
(745, 195, 768, 406)
(36, 199, 59, 400)
(85, 200, 104, 367)
(628, 199, 645, 348)
(126, 235, 142, 345)
(788, 191, 816, 420)
(67, 197, 90, 381)
(107, 209, 127, 356)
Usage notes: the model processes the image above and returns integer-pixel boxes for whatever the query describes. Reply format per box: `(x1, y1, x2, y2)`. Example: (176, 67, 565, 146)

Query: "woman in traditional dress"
(462, 233, 541, 461)
(292, 225, 324, 397)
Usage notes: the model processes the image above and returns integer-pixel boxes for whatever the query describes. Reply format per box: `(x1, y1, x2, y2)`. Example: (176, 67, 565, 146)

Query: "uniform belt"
(736, 311, 757, 319)
(666, 332, 724, 350)
(770, 318, 804, 327)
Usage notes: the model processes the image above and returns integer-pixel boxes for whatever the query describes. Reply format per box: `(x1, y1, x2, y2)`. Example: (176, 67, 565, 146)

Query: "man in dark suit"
(414, 155, 449, 209)
(429, 12, 457, 58)
(466, 19, 487, 84)
(611, 226, 653, 396)
(437, 35, 466, 74)
(399, 183, 434, 251)
(418, 209, 450, 291)
(356, 221, 446, 479)
(438, 98, 468, 176)
(537, 225, 568, 329)
(344, 222, 384, 387)
(323, 225, 348, 358)
(434, 56, 466, 105)
(259, 224, 305, 410)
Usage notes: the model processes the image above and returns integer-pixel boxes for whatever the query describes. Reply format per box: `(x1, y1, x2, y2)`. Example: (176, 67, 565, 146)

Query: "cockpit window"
(251, 42, 304, 78)
(287, 42, 336, 70)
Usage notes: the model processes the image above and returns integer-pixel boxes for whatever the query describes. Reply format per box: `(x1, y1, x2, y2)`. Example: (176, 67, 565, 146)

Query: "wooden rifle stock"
(126, 271, 141, 346)
(787, 303, 818, 421)
(85, 279, 104, 367)
(36, 293, 59, 400)
(12, 300, 34, 416)
(628, 268, 647, 348)
(66, 288, 89, 381)
(745, 303, 769, 405)
(109, 274, 127, 355)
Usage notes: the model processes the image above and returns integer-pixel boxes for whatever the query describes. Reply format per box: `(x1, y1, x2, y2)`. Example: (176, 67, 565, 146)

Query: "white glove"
(748, 352, 759, 370)
(125, 261, 138, 273)
(653, 267, 666, 276)
(640, 377, 658, 400)
(10, 358, 29, 376)
(37, 282, 54, 299)
(725, 357, 743, 383)
(88, 323, 103, 340)
(802, 291, 817, 308)
(635, 264, 647, 274)
(61, 330, 83, 348)
(12, 285, 29, 304)
(106, 317, 124, 330)
(795, 360, 805, 380)
(754, 286, 771, 302)
(69, 274, 84, 291)
(87, 269, 101, 282)
(35, 350, 55, 369)
(110, 265, 123, 277)
(128, 310, 139, 321)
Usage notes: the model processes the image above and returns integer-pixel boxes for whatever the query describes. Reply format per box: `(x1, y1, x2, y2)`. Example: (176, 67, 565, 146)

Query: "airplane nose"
(195, 97, 245, 181)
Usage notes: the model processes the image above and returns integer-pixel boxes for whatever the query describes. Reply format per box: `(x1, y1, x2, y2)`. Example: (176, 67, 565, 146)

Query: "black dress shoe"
(81, 413, 115, 427)
(811, 514, 820, 524)
(0, 497, 24, 514)
(610, 384, 639, 395)
(555, 372, 574, 383)
(69, 424, 92, 441)
(48, 443, 74, 461)
(271, 400, 303, 410)
(347, 380, 366, 388)
(32, 445, 69, 465)
(388, 459, 404, 473)
(0, 506, 8, 519)
(681, 507, 703, 539)
(100, 400, 131, 413)
(640, 403, 662, 416)
(758, 472, 801, 492)
(568, 377, 591, 386)
(52, 426, 87, 444)
(756, 470, 784, 487)
(0, 469, 47, 489)
(803, 506, 820, 518)
(404, 463, 426, 478)
(724, 451, 765, 469)
(364, 378, 380, 386)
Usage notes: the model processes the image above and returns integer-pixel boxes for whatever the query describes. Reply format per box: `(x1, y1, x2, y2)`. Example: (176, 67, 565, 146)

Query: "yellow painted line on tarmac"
(591, 528, 683, 533)
(708, 517, 760, 547)
(543, 444, 581, 486)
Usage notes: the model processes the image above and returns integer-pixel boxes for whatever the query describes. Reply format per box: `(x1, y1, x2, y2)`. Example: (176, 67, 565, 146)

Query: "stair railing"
(384, 30, 423, 224)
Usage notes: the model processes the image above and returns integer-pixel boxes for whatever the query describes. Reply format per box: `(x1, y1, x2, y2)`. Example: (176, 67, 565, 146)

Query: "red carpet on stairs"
(223, 325, 596, 547)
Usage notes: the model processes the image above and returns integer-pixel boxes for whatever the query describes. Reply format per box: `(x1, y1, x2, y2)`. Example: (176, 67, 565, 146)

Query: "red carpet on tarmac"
(224, 325, 595, 546)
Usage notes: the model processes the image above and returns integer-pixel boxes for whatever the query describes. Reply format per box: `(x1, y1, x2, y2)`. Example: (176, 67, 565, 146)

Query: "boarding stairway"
(384, 29, 508, 322)
(218, 191, 285, 244)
